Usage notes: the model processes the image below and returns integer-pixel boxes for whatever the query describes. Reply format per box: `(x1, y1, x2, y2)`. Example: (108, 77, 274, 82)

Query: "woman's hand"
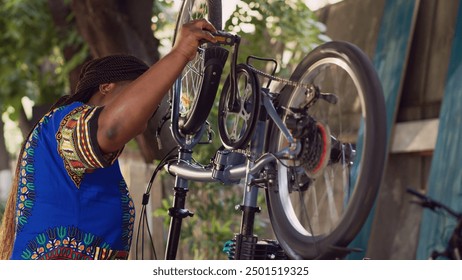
(95, 19, 218, 154)
(172, 18, 218, 61)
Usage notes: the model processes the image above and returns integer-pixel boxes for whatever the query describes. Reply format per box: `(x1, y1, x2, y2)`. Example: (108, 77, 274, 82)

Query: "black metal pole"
(165, 149, 193, 260)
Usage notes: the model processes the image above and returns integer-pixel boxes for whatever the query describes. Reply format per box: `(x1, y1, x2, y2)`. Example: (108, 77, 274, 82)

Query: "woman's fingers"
(194, 18, 217, 34)
(185, 18, 218, 43)
(172, 18, 218, 61)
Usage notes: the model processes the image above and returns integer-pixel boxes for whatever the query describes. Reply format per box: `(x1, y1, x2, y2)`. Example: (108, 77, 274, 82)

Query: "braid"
(50, 54, 149, 110)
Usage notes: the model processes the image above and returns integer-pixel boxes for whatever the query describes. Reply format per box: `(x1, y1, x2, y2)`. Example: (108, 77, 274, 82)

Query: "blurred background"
(0, 0, 461, 260)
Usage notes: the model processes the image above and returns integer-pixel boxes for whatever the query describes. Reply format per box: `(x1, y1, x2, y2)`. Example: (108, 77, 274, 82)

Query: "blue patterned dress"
(11, 102, 135, 260)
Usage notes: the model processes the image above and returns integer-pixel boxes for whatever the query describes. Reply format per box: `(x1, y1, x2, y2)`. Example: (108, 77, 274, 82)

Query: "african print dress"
(11, 102, 135, 260)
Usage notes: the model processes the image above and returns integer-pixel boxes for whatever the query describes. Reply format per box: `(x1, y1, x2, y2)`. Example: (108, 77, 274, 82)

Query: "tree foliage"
(0, 0, 324, 259)
(226, 0, 324, 77)
(0, 0, 78, 119)
(188, 0, 324, 166)
(0, 0, 175, 162)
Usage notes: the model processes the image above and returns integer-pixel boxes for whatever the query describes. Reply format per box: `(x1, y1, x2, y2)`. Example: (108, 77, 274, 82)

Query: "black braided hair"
(51, 54, 149, 110)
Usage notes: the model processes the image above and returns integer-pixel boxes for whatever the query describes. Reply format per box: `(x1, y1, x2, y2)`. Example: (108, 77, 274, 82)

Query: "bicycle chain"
(247, 65, 315, 93)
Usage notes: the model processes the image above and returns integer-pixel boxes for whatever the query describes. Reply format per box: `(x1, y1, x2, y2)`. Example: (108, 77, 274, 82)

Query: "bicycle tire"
(172, 0, 224, 135)
(218, 64, 260, 149)
(266, 41, 386, 259)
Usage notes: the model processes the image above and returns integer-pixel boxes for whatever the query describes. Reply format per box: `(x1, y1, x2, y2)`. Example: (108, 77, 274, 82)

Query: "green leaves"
(0, 201, 4, 222)
(158, 183, 244, 260)
(226, 0, 324, 77)
(0, 0, 81, 118)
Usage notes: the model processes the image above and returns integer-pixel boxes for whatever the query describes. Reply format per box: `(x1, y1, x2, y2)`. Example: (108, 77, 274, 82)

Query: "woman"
(0, 19, 217, 260)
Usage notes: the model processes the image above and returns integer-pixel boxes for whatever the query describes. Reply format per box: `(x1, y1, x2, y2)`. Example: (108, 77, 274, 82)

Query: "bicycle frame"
(160, 25, 386, 259)
(166, 79, 296, 259)
(407, 188, 462, 260)
(168, 90, 298, 182)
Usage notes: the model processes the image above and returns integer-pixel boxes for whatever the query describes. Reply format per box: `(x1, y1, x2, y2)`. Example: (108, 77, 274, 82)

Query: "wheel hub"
(286, 112, 331, 178)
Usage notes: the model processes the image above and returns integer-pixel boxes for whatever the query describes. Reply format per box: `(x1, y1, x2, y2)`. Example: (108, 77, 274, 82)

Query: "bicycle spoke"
(230, 112, 240, 139)
(342, 155, 351, 208)
(324, 167, 340, 225)
(298, 190, 316, 237)
(180, 57, 204, 115)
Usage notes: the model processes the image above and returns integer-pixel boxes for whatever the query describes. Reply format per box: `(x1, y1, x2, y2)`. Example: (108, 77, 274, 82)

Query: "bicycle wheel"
(266, 41, 386, 259)
(218, 64, 260, 149)
(172, 0, 226, 135)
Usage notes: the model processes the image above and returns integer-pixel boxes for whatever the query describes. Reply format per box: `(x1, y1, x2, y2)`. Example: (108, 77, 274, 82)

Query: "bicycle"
(138, 0, 387, 260)
(407, 188, 462, 260)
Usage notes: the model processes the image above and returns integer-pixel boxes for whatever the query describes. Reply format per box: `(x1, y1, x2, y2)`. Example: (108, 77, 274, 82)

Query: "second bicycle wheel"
(172, 0, 225, 135)
(266, 41, 387, 259)
(218, 64, 260, 149)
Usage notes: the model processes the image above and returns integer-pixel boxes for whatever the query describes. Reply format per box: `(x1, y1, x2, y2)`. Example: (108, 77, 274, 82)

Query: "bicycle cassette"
(286, 113, 331, 178)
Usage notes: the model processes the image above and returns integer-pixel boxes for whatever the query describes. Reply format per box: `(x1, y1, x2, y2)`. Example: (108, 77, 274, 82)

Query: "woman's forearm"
(96, 19, 217, 154)
(96, 50, 189, 153)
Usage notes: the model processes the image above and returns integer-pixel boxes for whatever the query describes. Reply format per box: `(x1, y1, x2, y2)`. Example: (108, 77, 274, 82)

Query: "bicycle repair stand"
(165, 77, 207, 260)
(164, 134, 286, 259)
(166, 85, 286, 259)
(165, 148, 194, 260)
(222, 108, 287, 260)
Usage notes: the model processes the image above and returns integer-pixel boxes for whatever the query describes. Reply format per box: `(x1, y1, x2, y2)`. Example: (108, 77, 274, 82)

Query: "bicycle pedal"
(212, 31, 240, 46)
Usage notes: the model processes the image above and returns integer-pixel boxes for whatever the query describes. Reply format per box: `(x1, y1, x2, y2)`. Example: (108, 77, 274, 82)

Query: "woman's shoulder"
(55, 101, 88, 115)
(45, 102, 95, 123)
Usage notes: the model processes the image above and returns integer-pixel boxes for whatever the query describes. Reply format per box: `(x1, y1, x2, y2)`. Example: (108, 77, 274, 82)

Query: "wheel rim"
(276, 57, 367, 239)
(180, 55, 204, 119)
(176, 0, 211, 125)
